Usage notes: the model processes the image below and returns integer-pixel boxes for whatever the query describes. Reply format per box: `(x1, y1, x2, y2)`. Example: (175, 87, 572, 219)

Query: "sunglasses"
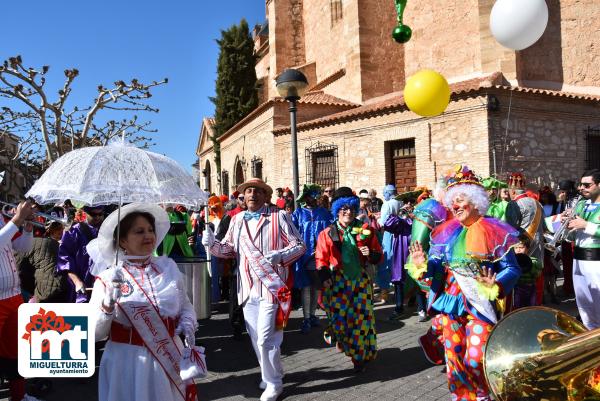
(579, 182, 594, 188)
(238, 197, 244, 200)
(87, 211, 104, 217)
(340, 206, 354, 212)
(324, 189, 332, 193)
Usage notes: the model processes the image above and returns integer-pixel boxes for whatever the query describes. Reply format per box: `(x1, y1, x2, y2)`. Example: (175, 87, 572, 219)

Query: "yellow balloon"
(403, 69, 451, 117)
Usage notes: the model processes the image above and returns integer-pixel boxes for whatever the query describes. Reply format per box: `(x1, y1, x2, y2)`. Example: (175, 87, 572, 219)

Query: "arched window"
(234, 157, 245, 187)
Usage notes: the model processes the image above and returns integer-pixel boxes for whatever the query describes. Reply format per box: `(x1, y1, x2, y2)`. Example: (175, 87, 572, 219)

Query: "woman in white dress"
(88, 203, 198, 401)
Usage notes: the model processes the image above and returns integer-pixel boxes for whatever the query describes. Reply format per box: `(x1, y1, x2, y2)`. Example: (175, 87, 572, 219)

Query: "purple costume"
(56, 222, 99, 302)
(383, 215, 412, 282)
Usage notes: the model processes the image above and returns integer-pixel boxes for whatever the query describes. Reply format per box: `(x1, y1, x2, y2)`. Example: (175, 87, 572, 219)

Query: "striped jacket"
(0, 218, 33, 300)
(209, 207, 306, 305)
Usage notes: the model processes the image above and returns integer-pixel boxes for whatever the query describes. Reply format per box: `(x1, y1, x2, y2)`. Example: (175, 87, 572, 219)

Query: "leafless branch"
(0, 55, 167, 164)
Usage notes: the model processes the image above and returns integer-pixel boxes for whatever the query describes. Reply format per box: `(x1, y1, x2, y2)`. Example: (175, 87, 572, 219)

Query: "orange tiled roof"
(215, 91, 357, 143)
(273, 72, 600, 135)
(493, 85, 600, 101)
(297, 90, 357, 107)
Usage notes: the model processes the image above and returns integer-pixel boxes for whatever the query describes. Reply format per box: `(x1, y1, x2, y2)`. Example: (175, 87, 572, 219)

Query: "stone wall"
(404, 0, 482, 80)
(477, 0, 517, 79)
(255, 52, 271, 104)
(302, 0, 363, 104)
(516, 0, 600, 94)
(488, 90, 600, 187)
(357, 0, 405, 101)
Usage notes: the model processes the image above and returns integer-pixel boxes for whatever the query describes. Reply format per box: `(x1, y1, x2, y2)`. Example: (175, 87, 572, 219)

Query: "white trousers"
(243, 293, 284, 390)
(573, 258, 600, 329)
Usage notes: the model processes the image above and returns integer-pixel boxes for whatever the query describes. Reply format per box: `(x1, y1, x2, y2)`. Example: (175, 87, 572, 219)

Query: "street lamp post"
(275, 69, 309, 209)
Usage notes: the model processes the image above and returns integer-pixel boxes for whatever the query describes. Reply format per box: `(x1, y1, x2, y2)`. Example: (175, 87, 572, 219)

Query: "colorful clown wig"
(443, 184, 490, 214)
(331, 197, 360, 220)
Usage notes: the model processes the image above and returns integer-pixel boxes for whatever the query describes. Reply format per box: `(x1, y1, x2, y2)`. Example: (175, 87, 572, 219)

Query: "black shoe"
(232, 327, 243, 341)
(352, 361, 367, 373)
(388, 310, 404, 321)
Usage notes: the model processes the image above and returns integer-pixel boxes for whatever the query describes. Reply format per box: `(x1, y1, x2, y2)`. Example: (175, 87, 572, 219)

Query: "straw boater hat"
(237, 178, 273, 198)
(86, 203, 170, 270)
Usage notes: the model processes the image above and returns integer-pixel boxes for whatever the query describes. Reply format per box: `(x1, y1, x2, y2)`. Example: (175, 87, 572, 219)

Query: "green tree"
(210, 19, 258, 180)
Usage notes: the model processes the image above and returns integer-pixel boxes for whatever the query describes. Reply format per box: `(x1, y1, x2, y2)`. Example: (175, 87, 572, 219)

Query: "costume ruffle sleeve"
(411, 199, 448, 250)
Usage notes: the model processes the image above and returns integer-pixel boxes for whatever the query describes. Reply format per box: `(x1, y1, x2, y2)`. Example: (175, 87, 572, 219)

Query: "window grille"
(251, 156, 263, 180)
(305, 142, 339, 189)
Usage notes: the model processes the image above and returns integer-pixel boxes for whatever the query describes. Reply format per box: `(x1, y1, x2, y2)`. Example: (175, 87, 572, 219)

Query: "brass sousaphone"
(484, 306, 600, 401)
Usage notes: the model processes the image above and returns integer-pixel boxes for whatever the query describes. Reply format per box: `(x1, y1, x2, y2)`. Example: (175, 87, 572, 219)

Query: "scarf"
(337, 221, 362, 281)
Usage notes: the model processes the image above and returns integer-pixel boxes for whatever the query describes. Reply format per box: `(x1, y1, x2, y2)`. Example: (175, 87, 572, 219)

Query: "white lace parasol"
(26, 141, 207, 207)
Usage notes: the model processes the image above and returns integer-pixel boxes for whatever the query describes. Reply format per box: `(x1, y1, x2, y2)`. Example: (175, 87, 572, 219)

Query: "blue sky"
(1, 0, 266, 172)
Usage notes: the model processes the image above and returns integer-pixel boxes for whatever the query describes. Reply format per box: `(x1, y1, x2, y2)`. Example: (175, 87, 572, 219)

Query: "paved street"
(2, 286, 579, 401)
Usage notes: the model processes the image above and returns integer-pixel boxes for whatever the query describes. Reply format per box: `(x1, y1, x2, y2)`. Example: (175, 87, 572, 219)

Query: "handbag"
(180, 346, 207, 381)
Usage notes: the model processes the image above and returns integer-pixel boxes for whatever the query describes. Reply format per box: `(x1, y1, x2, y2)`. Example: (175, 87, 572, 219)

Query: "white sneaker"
(418, 310, 428, 322)
(259, 380, 267, 390)
(260, 386, 283, 401)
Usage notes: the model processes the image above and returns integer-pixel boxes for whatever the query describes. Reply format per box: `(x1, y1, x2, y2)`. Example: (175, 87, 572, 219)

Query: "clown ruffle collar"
(429, 216, 519, 263)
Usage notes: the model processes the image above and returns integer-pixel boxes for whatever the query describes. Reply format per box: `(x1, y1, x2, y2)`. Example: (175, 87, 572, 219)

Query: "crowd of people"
(0, 167, 599, 401)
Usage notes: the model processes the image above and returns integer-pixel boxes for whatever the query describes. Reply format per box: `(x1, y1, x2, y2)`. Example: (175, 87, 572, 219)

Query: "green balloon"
(392, 24, 412, 44)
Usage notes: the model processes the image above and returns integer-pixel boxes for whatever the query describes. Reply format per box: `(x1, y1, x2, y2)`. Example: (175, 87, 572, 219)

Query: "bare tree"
(0, 55, 167, 163)
(0, 107, 45, 198)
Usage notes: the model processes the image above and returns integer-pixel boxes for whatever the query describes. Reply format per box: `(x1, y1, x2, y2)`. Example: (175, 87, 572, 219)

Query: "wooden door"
(386, 139, 416, 192)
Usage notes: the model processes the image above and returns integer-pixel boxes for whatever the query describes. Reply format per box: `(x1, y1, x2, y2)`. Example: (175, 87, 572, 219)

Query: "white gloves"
(103, 268, 124, 309)
(201, 226, 215, 248)
(176, 317, 197, 347)
(264, 250, 282, 266)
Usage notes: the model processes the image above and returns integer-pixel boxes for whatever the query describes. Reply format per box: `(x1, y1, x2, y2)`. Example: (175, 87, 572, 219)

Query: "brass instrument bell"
(484, 306, 600, 401)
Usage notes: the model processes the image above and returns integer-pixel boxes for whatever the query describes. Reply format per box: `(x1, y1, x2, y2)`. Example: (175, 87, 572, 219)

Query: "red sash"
(117, 265, 190, 401)
(239, 215, 292, 330)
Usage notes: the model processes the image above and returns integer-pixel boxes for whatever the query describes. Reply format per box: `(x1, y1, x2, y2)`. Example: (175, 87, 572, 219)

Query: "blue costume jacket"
(292, 206, 333, 288)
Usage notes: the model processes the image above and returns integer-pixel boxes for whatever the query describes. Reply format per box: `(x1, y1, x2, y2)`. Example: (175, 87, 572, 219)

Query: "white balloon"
(490, 0, 549, 51)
